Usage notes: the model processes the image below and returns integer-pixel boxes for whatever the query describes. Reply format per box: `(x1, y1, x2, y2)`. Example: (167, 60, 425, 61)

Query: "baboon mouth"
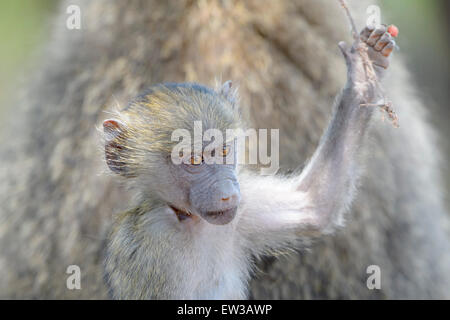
(201, 207, 237, 225)
(206, 209, 233, 216)
(168, 205, 237, 225)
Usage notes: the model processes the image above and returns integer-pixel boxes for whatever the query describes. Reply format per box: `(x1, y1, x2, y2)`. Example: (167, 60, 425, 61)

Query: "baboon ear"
(218, 80, 239, 110)
(103, 119, 129, 175)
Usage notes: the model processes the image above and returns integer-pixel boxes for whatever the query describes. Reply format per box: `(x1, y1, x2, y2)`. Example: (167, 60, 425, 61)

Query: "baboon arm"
(238, 87, 371, 254)
(237, 25, 395, 255)
(237, 172, 324, 254)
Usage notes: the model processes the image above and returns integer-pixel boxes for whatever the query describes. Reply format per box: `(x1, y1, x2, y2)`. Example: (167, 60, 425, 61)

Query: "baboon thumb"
(338, 41, 349, 59)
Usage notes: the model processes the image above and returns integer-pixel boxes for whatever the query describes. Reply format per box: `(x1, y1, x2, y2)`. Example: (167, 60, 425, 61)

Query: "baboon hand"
(360, 24, 396, 71)
(338, 24, 397, 97)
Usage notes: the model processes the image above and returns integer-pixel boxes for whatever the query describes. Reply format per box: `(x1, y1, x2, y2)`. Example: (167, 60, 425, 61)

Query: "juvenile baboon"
(102, 23, 397, 299)
(0, 0, 449, 299)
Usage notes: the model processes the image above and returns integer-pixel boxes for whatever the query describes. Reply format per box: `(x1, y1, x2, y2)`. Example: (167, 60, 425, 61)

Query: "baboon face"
(103, 117, 241, 225)
(103, 82, 242, 225)
(167, 142, 241, 225)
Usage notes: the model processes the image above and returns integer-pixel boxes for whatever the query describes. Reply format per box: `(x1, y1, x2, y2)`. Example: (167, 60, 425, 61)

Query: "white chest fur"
(173, 217, 250, 299)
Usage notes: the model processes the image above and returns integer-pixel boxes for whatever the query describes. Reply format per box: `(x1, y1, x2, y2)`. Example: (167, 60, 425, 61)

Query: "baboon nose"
(217, 180, 240, 206)
(220, 192, 239, 204)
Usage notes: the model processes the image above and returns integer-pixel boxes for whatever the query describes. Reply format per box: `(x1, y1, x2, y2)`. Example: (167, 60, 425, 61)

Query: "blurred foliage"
(0, 0, 57, 117)
(381, 0, 449, 106)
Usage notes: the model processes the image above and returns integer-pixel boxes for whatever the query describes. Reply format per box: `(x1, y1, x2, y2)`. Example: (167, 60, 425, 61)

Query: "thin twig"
(360, 102, 399, 127)
(338, 0, 359, 41)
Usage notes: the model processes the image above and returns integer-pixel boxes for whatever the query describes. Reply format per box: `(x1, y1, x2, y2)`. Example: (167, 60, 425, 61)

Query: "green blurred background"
(0, 0, 56, 119)
(0, 0, 448, 201)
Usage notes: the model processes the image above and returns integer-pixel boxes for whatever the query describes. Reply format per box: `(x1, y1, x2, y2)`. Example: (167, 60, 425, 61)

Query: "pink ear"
(103, 119, 129, 175)
(103, 119, 125, 140)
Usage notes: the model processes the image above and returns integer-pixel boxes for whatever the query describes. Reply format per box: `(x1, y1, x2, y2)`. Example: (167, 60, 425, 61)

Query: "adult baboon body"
(0, 0, 448, 299)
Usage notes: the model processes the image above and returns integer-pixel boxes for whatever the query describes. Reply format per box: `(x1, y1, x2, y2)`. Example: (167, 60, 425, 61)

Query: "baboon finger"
(366, 25, 387, 46)
(381, 41, 395, 57)
(360, 25, 375, 42)
(374, 32, 392, 51)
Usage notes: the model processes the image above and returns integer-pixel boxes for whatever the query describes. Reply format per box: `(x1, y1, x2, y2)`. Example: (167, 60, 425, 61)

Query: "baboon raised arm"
(0, 0, 449, 299)
(237, 25, 393, 256)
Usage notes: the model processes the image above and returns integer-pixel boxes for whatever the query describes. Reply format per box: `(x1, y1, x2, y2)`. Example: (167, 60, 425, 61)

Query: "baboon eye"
(190, 154, 203, 165)
(221, 145, 230, 157)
